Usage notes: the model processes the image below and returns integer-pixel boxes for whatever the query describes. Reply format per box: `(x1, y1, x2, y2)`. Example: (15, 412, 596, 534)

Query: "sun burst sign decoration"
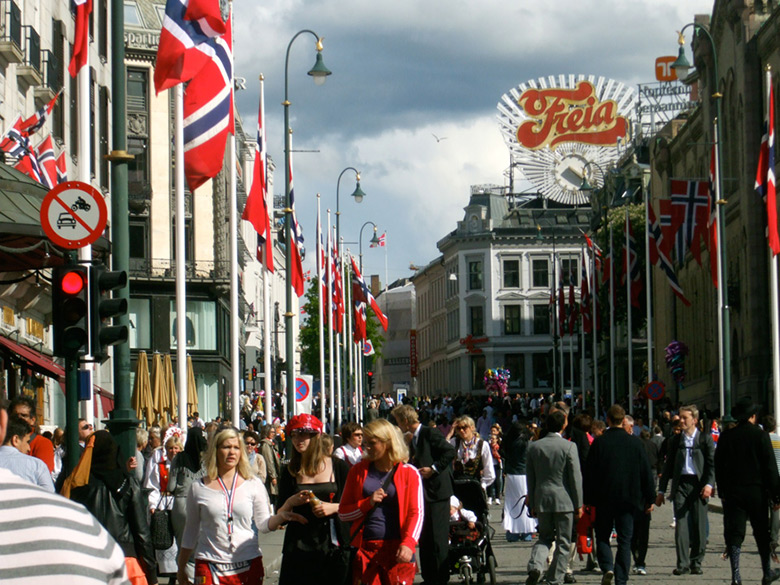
(497, 75, 636, 206)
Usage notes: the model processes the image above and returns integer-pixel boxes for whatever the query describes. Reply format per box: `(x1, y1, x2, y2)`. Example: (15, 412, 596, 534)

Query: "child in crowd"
(449, 495, 480, 544)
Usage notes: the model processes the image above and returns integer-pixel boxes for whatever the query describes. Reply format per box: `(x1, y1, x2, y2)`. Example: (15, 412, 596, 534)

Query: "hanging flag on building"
(242, 78, 273, 272)
(35, 136, 57, 189)
(756, 82, 780, 255)
(669, 179, 710, 265)
(0, 117, 29, 158)
(154, 0, 226, 93)
(648, 202, 691, 306)
(56, 151, 68, 183)
(622, 214, 643, 308)
(20, 90, 63, 137)
(182, 13, 233, 192)
(69, 0, 93, 77)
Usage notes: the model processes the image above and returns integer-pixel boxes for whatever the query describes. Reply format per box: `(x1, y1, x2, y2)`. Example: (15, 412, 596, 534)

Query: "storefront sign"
(409, 330, 418, 378)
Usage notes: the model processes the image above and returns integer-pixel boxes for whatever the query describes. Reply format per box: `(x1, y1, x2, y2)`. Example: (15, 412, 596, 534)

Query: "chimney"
(371, 275, 381, 297)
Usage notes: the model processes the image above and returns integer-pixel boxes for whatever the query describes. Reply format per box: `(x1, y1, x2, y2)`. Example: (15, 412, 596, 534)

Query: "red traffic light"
(61, 271, 85, 295)
(367, 371, 373, 377)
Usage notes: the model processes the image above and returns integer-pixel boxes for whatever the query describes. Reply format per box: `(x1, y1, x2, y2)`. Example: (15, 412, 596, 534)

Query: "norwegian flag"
(708, 143, 719, 286)
(242, 79, 273, 272)
(288, 136, 306, 297)
(0, 117, 30, 158)
(567, 273, 578, 336)
(370, 232, 386, 248)
(14, 148, 44, 184)
(154, 0, 225, 93)
(20, 91, 63, 137)
(182, 14, 233, 192)
(580, 229, 602, 272)
(350, 255, 388, 332)
(648, 203, 691, 306)
(669, 179, 710, 265)
(68, 0, 92, 77)
(755, 82, 780, 255)
(710, 420, 720, 443)
(580, 257, 592, 334)
(331, 230, 344, 334)
(622, 214, 643, 308)
(558, 285, 565, 337)
(658, 198, 682, 261)
(56, 151, 68, 183)
(35, 136, 57, 189)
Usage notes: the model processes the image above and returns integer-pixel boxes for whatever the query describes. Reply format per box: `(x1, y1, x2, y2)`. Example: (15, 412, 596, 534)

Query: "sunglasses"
(80, 424, 93, 431)
(245, 441, 257, 447)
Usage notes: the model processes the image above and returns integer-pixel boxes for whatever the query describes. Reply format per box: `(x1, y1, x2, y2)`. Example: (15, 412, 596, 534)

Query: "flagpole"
(384, 233, 389, 293)
(580, 246, 586, 411)
(258, 75, 273, 426)
(712, 117, 727, 419)
(340, 240, 348, 429)
(327, 212, 335, 435)
(316, 195, 326, 426)
(229, 143, 240, 428)
(174, 85, 188, 428)
(77, 48, 94, 427)
(644, 186, 654, 425)
(609, 224, 615, 406)
(591, 247, 599, 416)
(626, 208, 634, 415)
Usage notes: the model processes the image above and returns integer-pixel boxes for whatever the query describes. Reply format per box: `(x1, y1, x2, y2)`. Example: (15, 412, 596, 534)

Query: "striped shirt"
(0, 468, 129, 585)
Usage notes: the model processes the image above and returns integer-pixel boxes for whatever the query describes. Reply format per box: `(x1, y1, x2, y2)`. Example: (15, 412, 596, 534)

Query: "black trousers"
(419, 497, 450, 585)
(723, 490, 771, 561)
(631, 510, 651, 566)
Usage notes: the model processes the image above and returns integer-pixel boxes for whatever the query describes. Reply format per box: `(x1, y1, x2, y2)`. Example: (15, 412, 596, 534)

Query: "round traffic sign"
(40, 181, 107, 249)
(295, 378, 310, 402)
(645, 380, 666, 401)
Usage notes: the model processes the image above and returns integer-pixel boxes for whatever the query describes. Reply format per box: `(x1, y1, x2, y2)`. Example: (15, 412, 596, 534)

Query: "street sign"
(295, 377, 310, 402)
(295, 375, 313, 415)
(40, 181, 107, 249)
(645, 380, 666, 401)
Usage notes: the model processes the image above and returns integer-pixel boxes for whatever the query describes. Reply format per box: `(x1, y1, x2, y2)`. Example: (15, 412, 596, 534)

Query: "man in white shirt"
(0, 416, 54, 492)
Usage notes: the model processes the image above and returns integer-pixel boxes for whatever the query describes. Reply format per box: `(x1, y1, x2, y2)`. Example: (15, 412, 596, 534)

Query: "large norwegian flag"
(154, 0, 225, 93)
(242, 81, 273, 272)
(68, 0, 92, 77)
(182, 15, 233, 192)
(35, 136, 57, 189)
(350, 255, 388, 332)
(648, 202, 691, 306)
(669, 179, 710, 265)
(708, 143, 719, 286)
(56, 151, 68, 183)
(580, 257, 592, 334)
(20, 90, 62, 137)
(756, 83, 780, 255)
(288, 139, 306, 297)
(14, 148, 44, 184)
(332, 227, 344, 334)
(622, 214, 643, 308)
(0, 117, 29, 158)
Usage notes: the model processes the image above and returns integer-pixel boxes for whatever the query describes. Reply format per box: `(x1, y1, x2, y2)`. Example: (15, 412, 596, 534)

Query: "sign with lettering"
(655, 56, 677, 82)
(409, 330, 418, 378)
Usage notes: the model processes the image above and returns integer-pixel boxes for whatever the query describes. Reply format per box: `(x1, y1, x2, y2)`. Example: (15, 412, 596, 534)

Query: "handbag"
(150, 494, 174, 550)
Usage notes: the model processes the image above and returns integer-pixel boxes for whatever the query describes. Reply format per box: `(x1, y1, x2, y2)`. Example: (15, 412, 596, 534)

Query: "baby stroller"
(448, 479, 497, 585)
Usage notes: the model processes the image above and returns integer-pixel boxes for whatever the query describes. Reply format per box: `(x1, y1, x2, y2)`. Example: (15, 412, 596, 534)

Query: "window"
(447, 308, 459, 342)
(471, 355, 486, 390)
(532, 259, 549, 288)
(468, 260, 482, 290)
(127, 68, 148, 112)
(129, 220, 149, 260)
(51, 20, 66, 140)
(469, 306, 484, 336)
(99, 86, 109, 189)
(124, 0, 142, 25)
(504, 305, 522, 335)
(503, 259, 519, 288)
(505, 353, 524, 388)
(127, 137, 149, 198)
(128, 298, 151, 349)
(533, 304, 550, 335)
(561, 256, 579, 284)
(170, 300, 217, 350)
(172, 217, 194, 262)
(533, 352, 553, 388)
(98, 0, 107, 59)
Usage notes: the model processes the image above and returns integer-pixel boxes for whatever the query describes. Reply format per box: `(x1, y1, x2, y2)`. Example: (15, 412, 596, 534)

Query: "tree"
(299, 276, 384, 377)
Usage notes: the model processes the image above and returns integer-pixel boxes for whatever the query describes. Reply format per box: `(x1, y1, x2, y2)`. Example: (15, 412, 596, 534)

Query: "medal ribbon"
(217, 472, 239, 536)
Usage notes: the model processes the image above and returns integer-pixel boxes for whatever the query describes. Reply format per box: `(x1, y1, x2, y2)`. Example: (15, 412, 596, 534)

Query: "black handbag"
(150, 495, 174, 550)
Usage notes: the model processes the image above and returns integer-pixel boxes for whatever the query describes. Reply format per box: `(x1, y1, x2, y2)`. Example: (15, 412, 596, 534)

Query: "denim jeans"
(594, 507, 634, 585)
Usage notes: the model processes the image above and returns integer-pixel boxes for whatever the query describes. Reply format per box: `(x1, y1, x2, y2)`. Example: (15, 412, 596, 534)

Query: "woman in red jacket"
(339, 419, 424, 585)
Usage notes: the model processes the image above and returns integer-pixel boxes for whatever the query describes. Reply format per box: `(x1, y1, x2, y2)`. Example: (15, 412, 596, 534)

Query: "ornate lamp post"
(359, 221, 380, 273)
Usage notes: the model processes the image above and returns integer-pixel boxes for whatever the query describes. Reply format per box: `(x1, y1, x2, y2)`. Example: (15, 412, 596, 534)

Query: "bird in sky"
(432, 133, 448, 143)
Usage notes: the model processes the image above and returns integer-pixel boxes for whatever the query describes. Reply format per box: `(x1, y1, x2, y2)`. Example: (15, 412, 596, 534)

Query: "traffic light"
(252, 366, 258, 380)
(366, 371, 374, 392)
(52, 265, 90, 358)
(89, 264, 128, 363)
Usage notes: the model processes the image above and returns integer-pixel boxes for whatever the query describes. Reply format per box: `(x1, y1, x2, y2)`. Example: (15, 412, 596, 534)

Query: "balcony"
(17, 25, 42, 89)
(0, 0, 22, 68)
(129, 258, 230, 282)
(34, 50, 60, 105)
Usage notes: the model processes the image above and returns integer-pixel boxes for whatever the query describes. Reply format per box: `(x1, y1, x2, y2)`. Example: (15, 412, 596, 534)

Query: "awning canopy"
(0, 334, 64, 380)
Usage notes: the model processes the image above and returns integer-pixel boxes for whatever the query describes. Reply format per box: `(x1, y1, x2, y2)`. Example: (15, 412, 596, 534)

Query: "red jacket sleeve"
(398, 464, 424, 552)
(31, 434, 55, 472)
(338, 462, 373, 525)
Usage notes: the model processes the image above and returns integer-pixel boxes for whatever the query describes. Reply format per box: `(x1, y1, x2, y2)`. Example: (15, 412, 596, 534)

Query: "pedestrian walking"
(583, 405, 655, 585)
(502, 420, 536, 542)
(715, 397, 780, 585)
(655, 404, 715, 576)
(524, 410, 583, 585)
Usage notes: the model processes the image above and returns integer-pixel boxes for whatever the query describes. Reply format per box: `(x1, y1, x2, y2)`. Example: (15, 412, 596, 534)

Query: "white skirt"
(502, 474, 537, 534)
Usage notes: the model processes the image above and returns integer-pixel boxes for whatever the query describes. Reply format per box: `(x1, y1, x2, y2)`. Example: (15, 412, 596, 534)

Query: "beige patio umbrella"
(151, 352, 168, 425)
(131, 351, 154, 426)
(187, 355, 198, 416)
(163, 353, 178, 423)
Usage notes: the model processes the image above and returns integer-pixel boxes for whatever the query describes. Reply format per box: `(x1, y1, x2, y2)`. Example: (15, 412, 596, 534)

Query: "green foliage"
(299, 276, 384, 377)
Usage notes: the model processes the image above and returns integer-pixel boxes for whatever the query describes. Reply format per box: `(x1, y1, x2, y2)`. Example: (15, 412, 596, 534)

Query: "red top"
(29, 434, 54, 472)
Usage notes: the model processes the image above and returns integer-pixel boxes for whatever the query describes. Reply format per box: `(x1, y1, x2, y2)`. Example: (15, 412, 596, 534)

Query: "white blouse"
(181, 476, 274, 563)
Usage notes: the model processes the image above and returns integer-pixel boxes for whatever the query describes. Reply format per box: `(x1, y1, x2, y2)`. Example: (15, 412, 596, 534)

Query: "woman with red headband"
(277, 413, 353, 585)
(339, 418, 424, 585)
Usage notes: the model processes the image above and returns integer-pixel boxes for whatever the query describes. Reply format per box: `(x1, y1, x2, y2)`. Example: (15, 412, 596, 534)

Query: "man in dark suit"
(716, 397, 780, 585)
(392, 404, 456, 585)
(655, 404, 715, 575)
(584, 405, 655, 585)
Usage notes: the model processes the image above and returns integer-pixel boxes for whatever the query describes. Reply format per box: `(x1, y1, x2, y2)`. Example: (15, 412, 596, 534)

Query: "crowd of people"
(2, 390, 780, 585)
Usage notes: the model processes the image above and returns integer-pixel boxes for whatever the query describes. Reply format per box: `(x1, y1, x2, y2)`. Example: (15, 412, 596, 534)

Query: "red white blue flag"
(370, 232, 386, 248)
(69, 0, 92, 77)
(648, 203, 691, 306)
(756, 83, 780, 255)
(20, 90, 62, 137)
(182, 13, 233, 192)
(332, 227, 344, 333)
(708, 143, 719, 286)
(56, 151, 68, 184)
(288, 135, 305, 297)
(0, 117, 29, 158)
(669, 179, 709, 265)
(350, 255, 388, 333)
(242, 79, 273, 272)
(154, 0, 225, 93)
(35, 135, 57, 189)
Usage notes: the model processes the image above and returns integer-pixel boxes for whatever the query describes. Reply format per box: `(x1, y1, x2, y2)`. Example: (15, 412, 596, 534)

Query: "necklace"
(216, 471, 239, 547)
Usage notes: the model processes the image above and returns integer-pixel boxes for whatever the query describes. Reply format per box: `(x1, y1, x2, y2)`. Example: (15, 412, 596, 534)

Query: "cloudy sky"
(232, 0, 714, 285)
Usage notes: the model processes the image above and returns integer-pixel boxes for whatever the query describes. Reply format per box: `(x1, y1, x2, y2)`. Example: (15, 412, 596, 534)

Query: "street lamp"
(336, 167, 365, 248)
(284, 30, 331, 422)
(359, 221, 379, 273)
(672, 23, 731, 421)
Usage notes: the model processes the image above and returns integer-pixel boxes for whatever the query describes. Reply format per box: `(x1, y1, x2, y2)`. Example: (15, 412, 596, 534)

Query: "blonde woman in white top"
(178, 428, 307, 585)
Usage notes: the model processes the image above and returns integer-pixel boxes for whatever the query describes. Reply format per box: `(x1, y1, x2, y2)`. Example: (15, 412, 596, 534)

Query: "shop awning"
(0, 335, 64, 380)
